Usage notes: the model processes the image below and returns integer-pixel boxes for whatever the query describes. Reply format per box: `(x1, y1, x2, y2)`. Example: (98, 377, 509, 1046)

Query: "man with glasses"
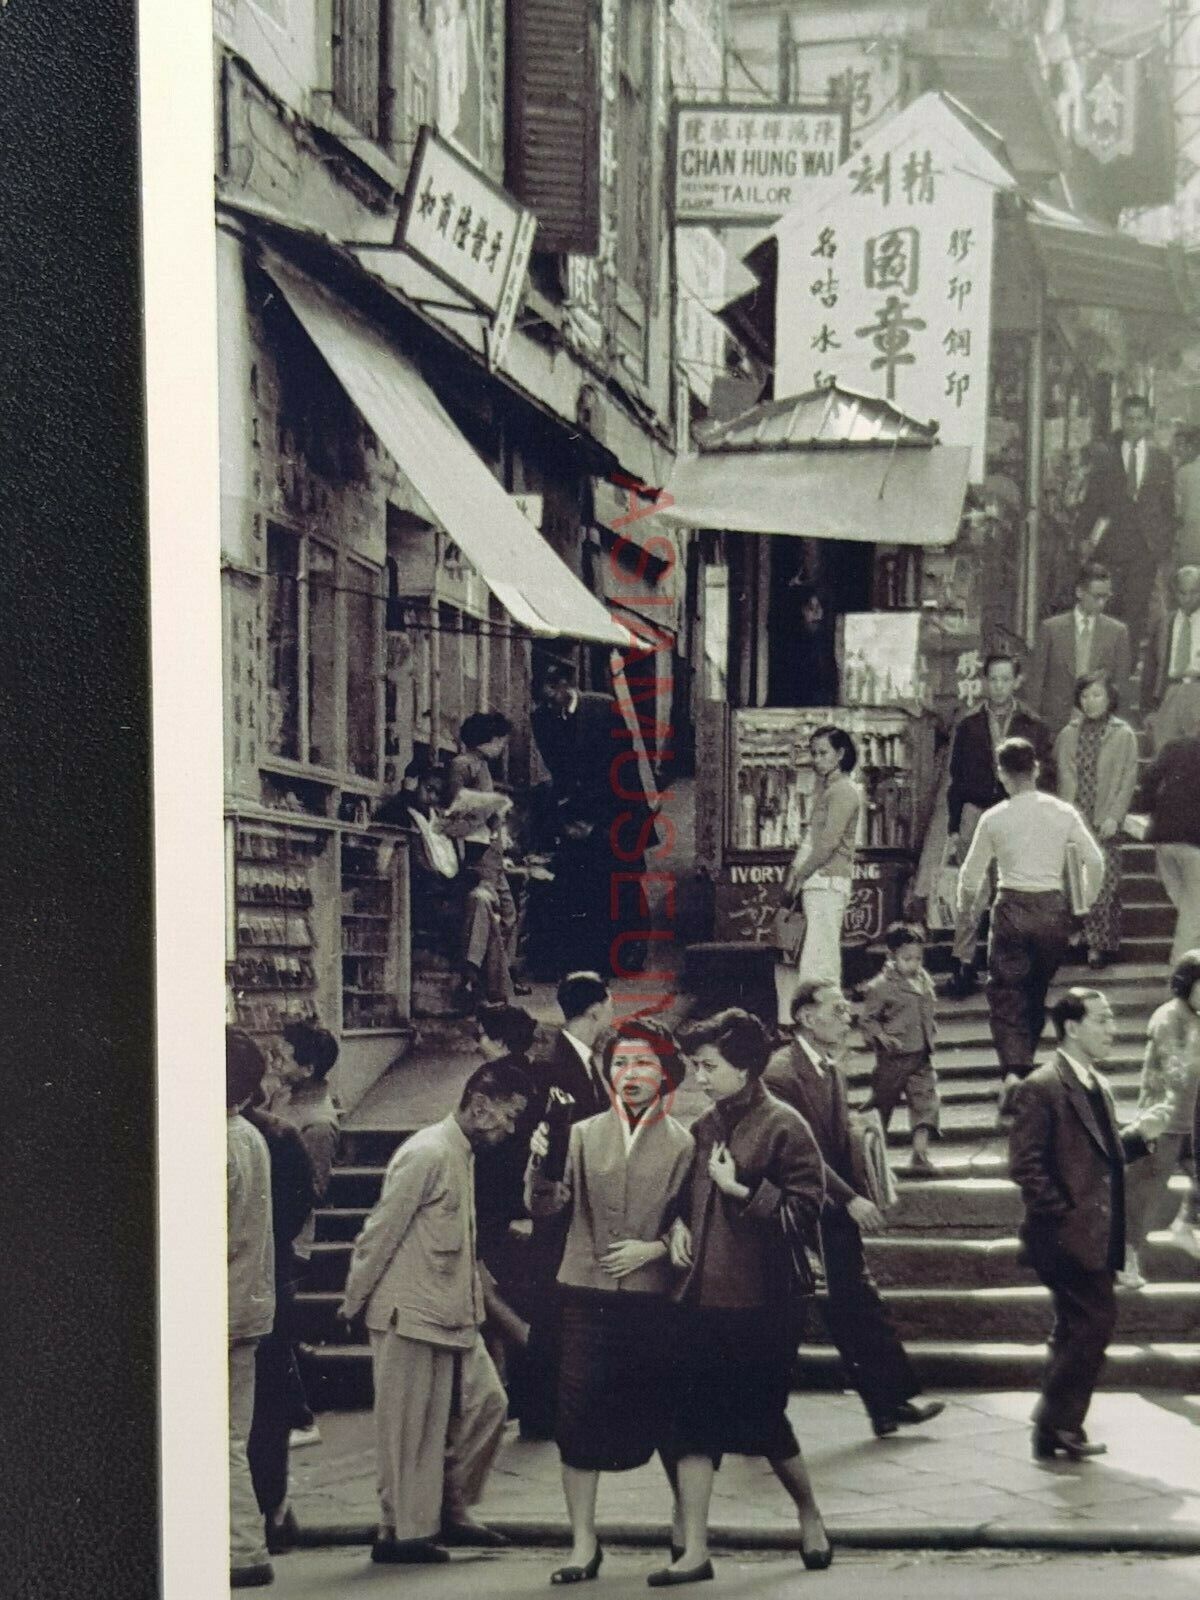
(766, 982, 945, 1439)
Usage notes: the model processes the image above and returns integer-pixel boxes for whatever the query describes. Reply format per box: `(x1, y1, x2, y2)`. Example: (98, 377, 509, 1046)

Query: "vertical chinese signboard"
(773, 95, 1016, 480)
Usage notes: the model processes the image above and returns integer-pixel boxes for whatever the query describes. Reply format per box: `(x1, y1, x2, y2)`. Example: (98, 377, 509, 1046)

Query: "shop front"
(651, 382, 969, 983)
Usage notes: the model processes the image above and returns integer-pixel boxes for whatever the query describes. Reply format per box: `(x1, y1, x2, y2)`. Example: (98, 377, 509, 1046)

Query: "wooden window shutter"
(506, 0, 601, 255)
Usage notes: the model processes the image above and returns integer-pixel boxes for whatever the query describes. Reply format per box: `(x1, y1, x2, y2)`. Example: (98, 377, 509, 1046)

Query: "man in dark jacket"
(1009, 988, 1158, 1460)
(1141, 566, 1200, 753)
(765, 980, 944, 1439)
(1078, 395, 1176, 646)
(946, 653, 1054, 997)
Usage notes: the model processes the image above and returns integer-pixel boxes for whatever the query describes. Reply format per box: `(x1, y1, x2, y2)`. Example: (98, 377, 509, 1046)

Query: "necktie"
(1172, 611, 1194, 679)
(1126, 442, 1139, 500)
(1077, 615, 1092, 674)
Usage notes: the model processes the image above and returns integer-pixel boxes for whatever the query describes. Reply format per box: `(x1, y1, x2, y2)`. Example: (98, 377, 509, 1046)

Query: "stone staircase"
(297, 838, 1200, 1410)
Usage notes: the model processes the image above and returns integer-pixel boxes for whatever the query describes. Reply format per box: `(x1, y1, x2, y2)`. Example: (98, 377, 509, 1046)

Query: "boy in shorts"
(859, 923, 941, 1175)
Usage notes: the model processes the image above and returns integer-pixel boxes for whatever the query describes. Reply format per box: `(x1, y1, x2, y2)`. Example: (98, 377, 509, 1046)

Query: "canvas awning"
(647, 385, 971, 547)
(262, 255, 631, 646)
(1028, 200, 1189, 317)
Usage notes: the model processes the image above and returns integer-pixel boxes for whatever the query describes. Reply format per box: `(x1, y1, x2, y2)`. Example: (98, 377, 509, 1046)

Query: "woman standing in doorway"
(1053, 669, 1139, 969)
(783, 726, 862, 988)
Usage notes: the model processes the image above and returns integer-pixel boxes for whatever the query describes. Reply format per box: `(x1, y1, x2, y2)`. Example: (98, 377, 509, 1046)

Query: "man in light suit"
(1078, 395, 1176, 646)
(340, 1060, 531, 1564)
(1009, 988, 1162, 1461)
(1141, 566, 1200, 752)
(1026, 562, 1132, 735)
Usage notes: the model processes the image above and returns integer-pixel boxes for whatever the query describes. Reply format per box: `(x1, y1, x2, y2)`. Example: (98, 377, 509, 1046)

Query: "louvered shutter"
(332, 0, 383, 142)
(506, 0, 602, 255)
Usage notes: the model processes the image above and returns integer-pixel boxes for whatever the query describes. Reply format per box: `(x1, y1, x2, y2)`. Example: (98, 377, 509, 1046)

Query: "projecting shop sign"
(773, 95, 1016, 479)
(396, 126, 536, 369)
(673, 101, 849, 224)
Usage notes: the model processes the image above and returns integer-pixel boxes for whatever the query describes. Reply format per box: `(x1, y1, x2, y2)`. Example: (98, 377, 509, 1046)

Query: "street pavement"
(259, 1545, 1200, 1599)
(288, 1391, 1200, 1554)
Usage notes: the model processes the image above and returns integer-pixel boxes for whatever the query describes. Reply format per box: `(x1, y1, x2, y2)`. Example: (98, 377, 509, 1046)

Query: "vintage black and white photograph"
(206, 2, 1200, 1597)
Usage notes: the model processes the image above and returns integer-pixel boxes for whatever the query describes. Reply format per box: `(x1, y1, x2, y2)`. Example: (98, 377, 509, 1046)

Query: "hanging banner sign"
(672, 101, 849, 224)
(1074, 53, 1139, 165)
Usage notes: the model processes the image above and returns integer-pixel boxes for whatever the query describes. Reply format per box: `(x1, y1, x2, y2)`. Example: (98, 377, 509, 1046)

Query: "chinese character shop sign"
(673, 102, 849, 224)
(773, 95, 1016, 478)
(396, 127, 537, 367)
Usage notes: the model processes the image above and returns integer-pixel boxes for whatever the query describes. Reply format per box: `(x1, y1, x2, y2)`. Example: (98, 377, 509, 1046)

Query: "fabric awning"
(650, 444, 971, 547)
(263, 256, 631, 646)
(1028, 200, 1187, 317)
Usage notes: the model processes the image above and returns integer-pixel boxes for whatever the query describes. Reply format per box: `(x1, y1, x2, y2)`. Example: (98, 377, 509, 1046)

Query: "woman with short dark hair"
(525, 1018, 693, 1586)
(783, 725, 862, 990)
(1119, 949, 1200, 1286)
(1053, 669, 1139, 969)
(446, 710, 524, 1003)
(659, 1008, 831, 1585)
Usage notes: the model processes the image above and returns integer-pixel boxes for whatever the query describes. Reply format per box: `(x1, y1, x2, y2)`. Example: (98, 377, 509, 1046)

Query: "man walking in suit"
(340, 1060, 531, 1563)
(1141, 566, 1200, 752)
(1026, 562, 1132, 736)
(1079, 395, 1176, 646)
(514, 971, 615, 1439)
(1009, 988, 1162, 1460)
(946, 654, 1054, 998)
(958, 739, 1105, 1114)
(766, 981, 944, 1439)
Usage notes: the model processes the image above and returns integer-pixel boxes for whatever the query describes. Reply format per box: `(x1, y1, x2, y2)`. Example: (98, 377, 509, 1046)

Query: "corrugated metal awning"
(263, 255, 630, 646)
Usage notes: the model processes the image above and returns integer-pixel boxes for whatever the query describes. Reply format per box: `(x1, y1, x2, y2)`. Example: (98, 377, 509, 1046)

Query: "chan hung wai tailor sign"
(396, 126, 537, 368)
(673, 102, 849, 225)
(770, 94, 1016, 480)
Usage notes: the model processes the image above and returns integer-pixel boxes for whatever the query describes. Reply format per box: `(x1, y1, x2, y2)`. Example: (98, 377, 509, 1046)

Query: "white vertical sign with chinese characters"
(773, 95, 1016, 479)
(675, 228, 727, 405)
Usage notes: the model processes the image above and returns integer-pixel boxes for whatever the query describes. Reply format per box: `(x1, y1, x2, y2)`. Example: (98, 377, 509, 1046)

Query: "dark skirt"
(556, 1288, 673, 1472)
(665, 1304, 799, 1465)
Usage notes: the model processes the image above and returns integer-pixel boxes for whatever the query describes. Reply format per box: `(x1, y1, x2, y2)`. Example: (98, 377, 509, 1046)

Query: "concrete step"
(885, 1173, 1194, 1231)
(302, 1337, 1200, 1410)
(840, 1053, 1147, 1092)
(866, 1230, 1200, 1289)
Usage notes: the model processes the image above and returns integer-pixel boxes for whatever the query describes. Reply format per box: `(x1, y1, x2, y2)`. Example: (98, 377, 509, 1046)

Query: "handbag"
(772, 898, 807, 961)
(408, 807, 459, 879)
(778, 1195, 823, 1302)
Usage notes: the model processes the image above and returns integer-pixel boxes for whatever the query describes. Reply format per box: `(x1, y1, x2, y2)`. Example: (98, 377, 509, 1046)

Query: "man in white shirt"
(1025, 561, 1132, 735)
(1009, 988, 1160, 1461)
(1142, 565, 1200, 751)
(958, 738, 1104, 1109)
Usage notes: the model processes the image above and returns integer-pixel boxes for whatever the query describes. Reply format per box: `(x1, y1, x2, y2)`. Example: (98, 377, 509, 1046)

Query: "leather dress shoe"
(647, 1558, 714, 1587)
(230, 1564, 274, 1589)
(895, 1399, 945, 1428)
(372, 1536, 451, 1564)
(1032, 1428, 1107, 1461)
(441, 1516, 509, 1548)
(265, 1507, 300, 1555)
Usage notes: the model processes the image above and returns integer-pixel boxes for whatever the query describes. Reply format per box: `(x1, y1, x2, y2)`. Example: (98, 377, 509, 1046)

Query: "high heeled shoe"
(551, 1545, 603, 1585)
(800, 1519, 834, 1570)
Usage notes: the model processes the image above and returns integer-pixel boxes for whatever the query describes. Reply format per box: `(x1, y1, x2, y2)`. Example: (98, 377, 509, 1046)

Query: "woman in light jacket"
(1053, 669, 1139, 969)
(1119, 948, 1200, 1287)
(660, 1009, 830, 1587)
(526, 1018, 693, 1586)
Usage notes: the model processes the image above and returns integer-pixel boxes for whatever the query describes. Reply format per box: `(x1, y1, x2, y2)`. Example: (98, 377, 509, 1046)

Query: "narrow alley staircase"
(298, 840, 1200, 1409)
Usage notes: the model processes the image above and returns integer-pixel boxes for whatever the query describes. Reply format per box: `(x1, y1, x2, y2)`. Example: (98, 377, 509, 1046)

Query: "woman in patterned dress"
(1053, 669, 1140, 969)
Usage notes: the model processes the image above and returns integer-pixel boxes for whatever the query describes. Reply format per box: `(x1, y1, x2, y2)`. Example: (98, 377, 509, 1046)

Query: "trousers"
(1027, 1245, 1118, 1435)
(1156, 843, 1200, 968)
(986, 890, 1071, 1075)
(798, 882, 850, 987)
(229, 1338, 269, 1572)
(1125, 1130, 1197, 1250)
(369, 1328, 507, 1541)
(817, 1207, 921, 1422)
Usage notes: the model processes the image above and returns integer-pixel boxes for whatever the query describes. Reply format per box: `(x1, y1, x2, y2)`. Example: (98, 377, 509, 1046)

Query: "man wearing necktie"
(1080, 396, 1176, 648)
(1009, 988, 1162, 1462)
(1026, 562, 1131, 736)
(1141, 566, 1200, 752)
